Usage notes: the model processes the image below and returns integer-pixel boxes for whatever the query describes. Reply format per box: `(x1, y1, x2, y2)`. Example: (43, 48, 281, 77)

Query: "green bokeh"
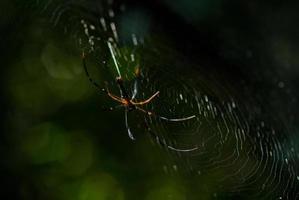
(145, 180, 186, 200)
(21, 122, 70, 164)
(79, 173, 124, 200)
(3, 0, 297, 199)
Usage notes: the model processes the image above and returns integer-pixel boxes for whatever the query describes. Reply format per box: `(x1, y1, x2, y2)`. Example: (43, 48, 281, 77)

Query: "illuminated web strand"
(107, 41, 121, 78)
(168, 145, 198, 152)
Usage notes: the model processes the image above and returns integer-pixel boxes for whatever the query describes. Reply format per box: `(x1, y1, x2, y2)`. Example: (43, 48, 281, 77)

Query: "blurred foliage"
(1, 0, 299, 200)
(1, 7, 187, 199)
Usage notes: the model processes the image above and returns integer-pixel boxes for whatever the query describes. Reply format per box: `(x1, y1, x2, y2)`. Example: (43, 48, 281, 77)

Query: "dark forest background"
(1, 0, 299, 199)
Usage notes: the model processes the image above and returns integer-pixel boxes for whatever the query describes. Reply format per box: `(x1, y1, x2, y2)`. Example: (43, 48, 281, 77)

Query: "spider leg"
(136, 106, 154, 116)
(167, 145, 198, 152)
(159, 115, 196, 122)
(82, 52, 102, 90)
(125, 108, 135, 140)
(132, 66, 141, 99)
(132, 91, 160, 105)
(102, 82, 124, 103)
(82, 52, 123, 104)
(106, 91, 123, 103)
(145, 122, 198, 152)
(136, 106, 196, 122)
(131, 79, 138, 99)
(116, 77, 131, 99)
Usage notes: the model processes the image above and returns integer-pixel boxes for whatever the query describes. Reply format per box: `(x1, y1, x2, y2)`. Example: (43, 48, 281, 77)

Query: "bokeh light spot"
(79, 173, 124, 200)
(21, 122, 71, 164)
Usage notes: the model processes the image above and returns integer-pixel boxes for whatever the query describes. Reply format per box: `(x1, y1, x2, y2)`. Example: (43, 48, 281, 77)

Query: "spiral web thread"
(38, 0, 299, 199)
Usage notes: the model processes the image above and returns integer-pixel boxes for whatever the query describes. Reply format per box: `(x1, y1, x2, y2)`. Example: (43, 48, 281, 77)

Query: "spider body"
(102, 74, 159, 116)
(115, 77, 137, 111)
(82, 51, 198, 152)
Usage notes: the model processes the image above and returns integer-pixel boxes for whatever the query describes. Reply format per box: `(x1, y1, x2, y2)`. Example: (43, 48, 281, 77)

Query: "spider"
(82, 52, 198, 152)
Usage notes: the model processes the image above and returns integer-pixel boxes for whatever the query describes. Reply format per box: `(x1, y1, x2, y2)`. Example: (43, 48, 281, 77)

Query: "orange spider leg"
(131, 91, 160, 105)
(102, 83, 123, 103)
(107, 92, 123, 103)
(136, 106, 154, 116)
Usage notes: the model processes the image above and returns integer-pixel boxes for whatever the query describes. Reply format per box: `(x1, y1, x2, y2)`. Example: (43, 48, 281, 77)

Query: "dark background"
(1, 0, 299, 199)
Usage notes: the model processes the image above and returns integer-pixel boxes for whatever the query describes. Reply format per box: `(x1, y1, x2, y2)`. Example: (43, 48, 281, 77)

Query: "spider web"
(139, 51, 299, 199)
(30, 0, 299, 199)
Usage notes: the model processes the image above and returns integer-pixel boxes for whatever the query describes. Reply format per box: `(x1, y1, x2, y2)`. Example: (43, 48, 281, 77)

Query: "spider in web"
(82, 52, 198, 152)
